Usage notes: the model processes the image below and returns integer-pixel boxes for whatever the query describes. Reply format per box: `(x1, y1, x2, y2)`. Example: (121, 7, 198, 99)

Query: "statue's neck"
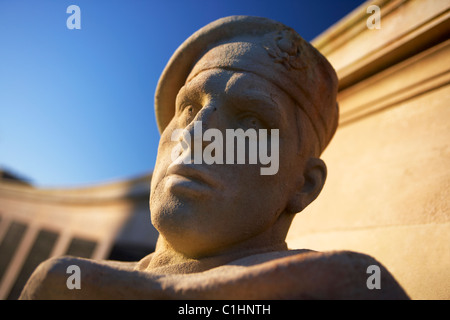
(140, 236, 288, 274)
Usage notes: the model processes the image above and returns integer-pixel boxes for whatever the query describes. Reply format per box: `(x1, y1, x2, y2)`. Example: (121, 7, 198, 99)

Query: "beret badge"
(263, 29, 305, 70)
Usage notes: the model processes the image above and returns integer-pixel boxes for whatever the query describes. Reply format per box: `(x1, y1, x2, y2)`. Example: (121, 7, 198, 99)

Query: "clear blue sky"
(0, 0, 364, 188)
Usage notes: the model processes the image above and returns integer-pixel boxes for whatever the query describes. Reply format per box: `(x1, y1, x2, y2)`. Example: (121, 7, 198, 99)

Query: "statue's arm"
(19, 256, 170, 300)
(19, 251, 409, 300)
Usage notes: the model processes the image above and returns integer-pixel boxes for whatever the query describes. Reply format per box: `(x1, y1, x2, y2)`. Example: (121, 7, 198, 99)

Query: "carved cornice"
(0, 172, 151, 205)
(312, 0, 450, 126)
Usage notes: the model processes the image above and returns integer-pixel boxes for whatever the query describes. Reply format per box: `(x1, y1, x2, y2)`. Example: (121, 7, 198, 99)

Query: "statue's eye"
(180, 104, 196, 124)
(185, 105, 194, 115)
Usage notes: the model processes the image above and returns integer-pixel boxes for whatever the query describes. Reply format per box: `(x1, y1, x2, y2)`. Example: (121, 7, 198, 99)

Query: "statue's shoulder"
(285, 250, 409, 299)
(230, 248, 379, 269)
(283, 249, 382, 272)
(21, 254, 154, 299)
(230, 249, 409, 299)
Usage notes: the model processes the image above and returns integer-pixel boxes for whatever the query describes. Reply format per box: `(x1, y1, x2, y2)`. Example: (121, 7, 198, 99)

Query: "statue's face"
(150, 68, 309, 257)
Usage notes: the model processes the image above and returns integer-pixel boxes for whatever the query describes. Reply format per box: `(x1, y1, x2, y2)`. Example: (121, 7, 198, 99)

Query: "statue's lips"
(165, 164, 221, 191)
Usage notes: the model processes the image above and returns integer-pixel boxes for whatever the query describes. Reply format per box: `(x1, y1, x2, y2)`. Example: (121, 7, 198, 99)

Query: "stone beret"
(155, 15, 339, 154)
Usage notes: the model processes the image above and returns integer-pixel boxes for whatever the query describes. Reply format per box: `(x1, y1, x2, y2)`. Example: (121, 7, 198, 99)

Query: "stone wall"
(286, 0, 450, 299)
(0, 174, 157, 299)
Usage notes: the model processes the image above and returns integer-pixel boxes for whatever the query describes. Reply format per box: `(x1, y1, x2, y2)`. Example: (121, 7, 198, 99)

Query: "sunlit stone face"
(150, 67, 308, 258)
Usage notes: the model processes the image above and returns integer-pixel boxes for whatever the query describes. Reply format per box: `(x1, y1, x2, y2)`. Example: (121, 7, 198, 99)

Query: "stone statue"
(19, 16, 408, 300)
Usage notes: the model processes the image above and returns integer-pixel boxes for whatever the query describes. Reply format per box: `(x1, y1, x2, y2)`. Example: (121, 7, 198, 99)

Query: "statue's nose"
(184, 102, 223, 136)
(179, 102, 224, 159)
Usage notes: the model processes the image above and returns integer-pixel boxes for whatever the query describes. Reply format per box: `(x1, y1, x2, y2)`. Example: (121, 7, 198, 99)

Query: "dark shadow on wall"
(107, 190, 159, 262)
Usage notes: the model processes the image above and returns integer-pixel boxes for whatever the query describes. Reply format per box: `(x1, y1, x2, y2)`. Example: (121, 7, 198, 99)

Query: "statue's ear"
(286, 158, 327, 214)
